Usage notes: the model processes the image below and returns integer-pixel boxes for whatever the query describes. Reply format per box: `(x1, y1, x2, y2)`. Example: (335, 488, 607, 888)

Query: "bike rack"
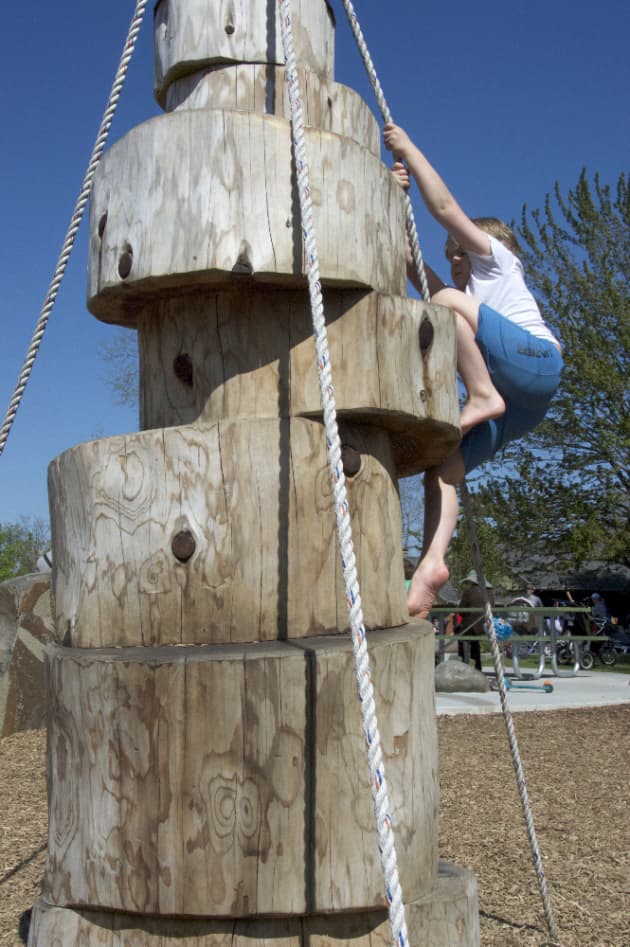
(432, 607, 595, 679)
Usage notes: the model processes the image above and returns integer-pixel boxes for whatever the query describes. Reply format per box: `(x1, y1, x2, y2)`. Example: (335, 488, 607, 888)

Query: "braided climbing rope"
(338, 0, 430, 304)
(461, 483, 559, 943)
(278, 4, 408, 947)
(0, 0, 150, 460)
(340, 4, 560, 940)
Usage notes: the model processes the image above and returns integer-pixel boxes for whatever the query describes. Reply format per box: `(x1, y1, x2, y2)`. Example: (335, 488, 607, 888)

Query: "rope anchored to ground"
(279, 4, 409, 947)
(339, 4, 560, 943)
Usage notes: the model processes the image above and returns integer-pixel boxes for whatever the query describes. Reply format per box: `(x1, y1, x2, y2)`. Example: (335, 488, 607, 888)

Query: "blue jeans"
(461, 304, 563, 473)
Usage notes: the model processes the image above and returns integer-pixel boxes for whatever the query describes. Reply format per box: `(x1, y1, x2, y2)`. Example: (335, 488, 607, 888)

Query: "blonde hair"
(472, 217, 520, 256)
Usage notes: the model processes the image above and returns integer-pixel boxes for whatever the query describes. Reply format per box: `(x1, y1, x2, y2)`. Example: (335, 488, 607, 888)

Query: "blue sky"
(1, 0, 628, 526)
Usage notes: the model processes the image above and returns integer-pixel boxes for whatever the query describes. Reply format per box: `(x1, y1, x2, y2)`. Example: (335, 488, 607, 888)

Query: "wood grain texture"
(87, 110, 407, 324)
(48, 418, 407, 649)
(163, 65, 380, 157)
(35, 0, 473, 939)
(293, 625, 438, 912)
(154, 0, 335, 104)
(137, 289, 459, 476)
(29, 862, 478, 945)
(0, 574, 54, 737)
(42, 624, 436, 917)
(44, 641, 307, 916)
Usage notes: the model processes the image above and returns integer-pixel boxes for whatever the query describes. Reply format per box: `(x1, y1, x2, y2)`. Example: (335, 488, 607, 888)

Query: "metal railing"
(430, 606, 604, 678)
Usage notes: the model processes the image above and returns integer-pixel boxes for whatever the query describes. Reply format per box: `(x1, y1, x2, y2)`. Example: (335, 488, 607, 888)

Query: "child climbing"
(383, 122, 562, 619)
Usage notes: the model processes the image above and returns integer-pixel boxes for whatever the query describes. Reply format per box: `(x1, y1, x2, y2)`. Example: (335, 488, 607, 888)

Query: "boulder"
(435, 658, 490, 693)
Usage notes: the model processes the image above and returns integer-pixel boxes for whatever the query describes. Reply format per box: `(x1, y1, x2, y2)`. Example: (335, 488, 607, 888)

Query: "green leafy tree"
(446, 492, 510, 590)
(0, 517, 50, 581)
(456, 171, 629, 580)
(401, 477, 506, 590)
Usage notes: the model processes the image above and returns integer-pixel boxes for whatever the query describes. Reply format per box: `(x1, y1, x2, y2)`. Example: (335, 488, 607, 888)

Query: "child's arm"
(391, 161, 446, 296)
(409, 255, 445, 297)
(384, 122, 490, 257)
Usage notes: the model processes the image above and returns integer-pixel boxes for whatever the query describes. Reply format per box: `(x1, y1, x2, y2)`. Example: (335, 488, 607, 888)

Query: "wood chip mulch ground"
(1, 705, 629, 946)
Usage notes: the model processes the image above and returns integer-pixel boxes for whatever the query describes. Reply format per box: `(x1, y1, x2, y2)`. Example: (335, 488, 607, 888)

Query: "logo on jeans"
(517, 344, 551, 358)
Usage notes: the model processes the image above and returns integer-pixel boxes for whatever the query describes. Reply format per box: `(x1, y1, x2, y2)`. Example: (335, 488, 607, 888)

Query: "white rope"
(340, 4, 559, 939)
(338, 0, 430, 303)
(0, 0, 150, 460)
(461, 483, 560, 944)
(278, 4, 408, 946)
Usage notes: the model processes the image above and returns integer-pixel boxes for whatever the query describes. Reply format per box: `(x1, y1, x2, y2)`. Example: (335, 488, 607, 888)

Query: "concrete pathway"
(436, 669, 630, 716)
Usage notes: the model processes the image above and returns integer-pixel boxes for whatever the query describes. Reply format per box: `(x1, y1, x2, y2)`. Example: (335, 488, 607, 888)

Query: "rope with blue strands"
(0, 0, 150, 460)
(278, 4, 408, 947)
(340, 5, 559, 943)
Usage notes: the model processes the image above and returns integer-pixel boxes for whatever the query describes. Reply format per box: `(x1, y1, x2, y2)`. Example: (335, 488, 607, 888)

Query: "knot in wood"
(173, 353, 194, 387)
(419, 317, 434, 355)
(341, 445, 362, 478)
(171, 529, 196, 562)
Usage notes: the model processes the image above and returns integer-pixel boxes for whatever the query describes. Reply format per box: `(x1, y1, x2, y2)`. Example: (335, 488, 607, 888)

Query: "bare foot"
(460, 391, 505, 435)
(407, 560, 450, 619)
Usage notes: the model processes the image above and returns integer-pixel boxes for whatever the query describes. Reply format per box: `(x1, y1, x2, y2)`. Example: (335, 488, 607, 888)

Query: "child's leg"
(432, 288, 505, 434)
(407, 448, 465, 619)
(455, 314, 506, 434)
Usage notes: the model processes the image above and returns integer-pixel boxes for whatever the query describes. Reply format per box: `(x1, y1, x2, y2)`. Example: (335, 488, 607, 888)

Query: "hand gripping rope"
(278, 4, 409, 947)
(339, 4, 560, 944)
(338, 0, 430, 304)
(0, 0, 150, 461)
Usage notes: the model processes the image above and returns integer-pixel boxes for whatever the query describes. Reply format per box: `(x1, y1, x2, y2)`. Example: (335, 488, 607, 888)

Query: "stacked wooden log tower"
(29, 2, 480, 944)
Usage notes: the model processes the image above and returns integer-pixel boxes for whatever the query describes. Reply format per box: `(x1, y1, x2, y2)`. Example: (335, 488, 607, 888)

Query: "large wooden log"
(87, 110, 407, 324)
(162, 65, 380, 157)
(30, 862, 480, 947)
(0, 573, 54, 737)
(48, 418, 408, 648)
(136, 288, 458, 461)
(31, 0, 480, 942)
(154, 0, 336, 106)
(43, 625, 436, 916)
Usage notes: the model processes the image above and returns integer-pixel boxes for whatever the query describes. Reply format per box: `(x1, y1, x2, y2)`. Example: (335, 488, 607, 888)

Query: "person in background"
(456, 570, 494, 672)
(525, 584, 544, 633)
(591, 592, 609, 620)
(526, 585, 543, 609)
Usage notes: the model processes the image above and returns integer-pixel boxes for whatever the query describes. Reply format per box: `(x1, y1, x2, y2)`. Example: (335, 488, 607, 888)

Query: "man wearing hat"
(456, 570, 494, 671)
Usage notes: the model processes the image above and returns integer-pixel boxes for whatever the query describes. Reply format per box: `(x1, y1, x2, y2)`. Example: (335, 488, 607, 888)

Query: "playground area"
(1, 701, 628, 947)
(0, 1, 626, 944)
(437, 666, 630, 715)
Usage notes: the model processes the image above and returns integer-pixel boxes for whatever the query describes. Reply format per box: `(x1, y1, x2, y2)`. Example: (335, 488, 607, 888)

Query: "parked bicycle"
(555, 604, 616, 669)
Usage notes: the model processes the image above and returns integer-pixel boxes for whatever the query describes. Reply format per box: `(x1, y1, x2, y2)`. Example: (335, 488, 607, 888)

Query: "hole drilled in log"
(419, 317, 434, 355)
(173, 353, 194, 387)
(341, 445, 362, 478)
(118, 244, 133, 280)
(98, 212, 108, 238)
